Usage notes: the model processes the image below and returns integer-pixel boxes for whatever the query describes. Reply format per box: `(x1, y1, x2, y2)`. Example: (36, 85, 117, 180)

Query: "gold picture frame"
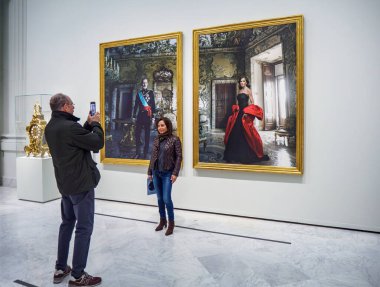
(100, 32, 183, 165)
(193, 16, 303, 174)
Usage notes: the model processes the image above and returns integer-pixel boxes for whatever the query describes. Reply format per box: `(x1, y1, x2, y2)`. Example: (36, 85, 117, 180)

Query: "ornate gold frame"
(193, 16, 304, 174)
(100, 32, 183, 165)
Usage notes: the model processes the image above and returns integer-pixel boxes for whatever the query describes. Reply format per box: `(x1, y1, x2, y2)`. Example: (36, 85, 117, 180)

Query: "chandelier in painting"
(105, 51, 120, 81)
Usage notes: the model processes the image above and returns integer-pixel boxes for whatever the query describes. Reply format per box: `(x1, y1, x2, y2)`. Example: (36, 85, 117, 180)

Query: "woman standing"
(148, 117, 182, 236)
(224, 76, 269, 164)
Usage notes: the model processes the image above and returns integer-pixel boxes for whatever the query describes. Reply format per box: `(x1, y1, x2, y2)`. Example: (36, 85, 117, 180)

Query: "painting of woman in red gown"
(224, 76, 269, 164)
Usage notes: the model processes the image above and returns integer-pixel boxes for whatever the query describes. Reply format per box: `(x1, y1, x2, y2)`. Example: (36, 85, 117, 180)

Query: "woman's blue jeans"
(153, 170, 174, 221)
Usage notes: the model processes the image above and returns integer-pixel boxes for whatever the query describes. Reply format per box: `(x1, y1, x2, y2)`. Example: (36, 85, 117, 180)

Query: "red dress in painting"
(224, 93, 268, 163)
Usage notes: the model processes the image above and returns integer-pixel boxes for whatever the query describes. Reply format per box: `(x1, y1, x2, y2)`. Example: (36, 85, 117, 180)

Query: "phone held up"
(90, 101, 96, 116)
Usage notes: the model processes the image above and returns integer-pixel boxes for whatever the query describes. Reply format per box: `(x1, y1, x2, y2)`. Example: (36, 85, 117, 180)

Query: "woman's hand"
(171, 175, 177, 183)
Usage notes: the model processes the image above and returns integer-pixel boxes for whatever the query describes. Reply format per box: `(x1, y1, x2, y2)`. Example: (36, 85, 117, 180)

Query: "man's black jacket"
(45, 111, 104, 195)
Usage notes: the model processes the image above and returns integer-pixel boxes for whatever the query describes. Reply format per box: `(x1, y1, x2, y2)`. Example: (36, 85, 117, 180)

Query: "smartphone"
(90, 101, 96, 116)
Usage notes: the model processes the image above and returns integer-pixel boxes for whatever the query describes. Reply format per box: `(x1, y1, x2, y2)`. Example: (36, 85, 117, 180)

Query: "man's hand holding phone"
(88, 112, 100, 124)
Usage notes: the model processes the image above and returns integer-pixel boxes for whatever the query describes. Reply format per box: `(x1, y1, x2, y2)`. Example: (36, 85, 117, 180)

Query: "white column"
(6, 0, 27, 134)
(0, 0, 27, 186)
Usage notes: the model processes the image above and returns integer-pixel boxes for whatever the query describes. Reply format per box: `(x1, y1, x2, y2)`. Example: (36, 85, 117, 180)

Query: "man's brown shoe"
(53, 265, 71, 284)
(68, 272, 102, 287)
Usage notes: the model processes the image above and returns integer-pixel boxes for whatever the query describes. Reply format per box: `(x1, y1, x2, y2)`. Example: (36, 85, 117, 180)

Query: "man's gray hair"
(50, 93, 69, 111)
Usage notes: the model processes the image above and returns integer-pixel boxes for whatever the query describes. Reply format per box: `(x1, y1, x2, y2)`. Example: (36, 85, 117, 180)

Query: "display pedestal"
(16, 156, 60, 202)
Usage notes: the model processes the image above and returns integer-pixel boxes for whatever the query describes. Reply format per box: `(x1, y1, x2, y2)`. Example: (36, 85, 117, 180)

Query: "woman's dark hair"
(238, 75, 250, 88)
(155, 117, 173, 135)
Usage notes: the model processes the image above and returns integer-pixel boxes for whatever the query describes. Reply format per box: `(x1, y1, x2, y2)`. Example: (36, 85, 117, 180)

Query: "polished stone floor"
(1, 185, 379, 287)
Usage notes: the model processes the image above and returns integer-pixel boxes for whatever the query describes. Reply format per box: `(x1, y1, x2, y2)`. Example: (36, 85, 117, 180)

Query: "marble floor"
(1, 186, 379, 287)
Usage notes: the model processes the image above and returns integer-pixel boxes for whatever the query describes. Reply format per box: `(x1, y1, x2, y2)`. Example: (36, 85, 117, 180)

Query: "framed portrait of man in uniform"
(100, 32, 183, 165)
(193, 16, 304, 174)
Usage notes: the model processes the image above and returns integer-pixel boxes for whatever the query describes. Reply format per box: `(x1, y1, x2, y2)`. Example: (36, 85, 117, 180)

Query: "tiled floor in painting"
(1, 186, 379, 287)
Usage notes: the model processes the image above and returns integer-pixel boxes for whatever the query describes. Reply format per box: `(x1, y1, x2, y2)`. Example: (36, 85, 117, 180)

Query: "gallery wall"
(0, 1, 4, 184)
(0, 1, 4, 185)
(2, 0, 380, 231)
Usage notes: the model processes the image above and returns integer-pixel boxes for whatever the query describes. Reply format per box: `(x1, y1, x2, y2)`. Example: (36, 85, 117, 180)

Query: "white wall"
(4, 0, 380, 231)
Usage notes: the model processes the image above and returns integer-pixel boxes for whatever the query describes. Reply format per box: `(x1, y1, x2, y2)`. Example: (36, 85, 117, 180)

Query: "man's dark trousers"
(55, 189, 95, 279)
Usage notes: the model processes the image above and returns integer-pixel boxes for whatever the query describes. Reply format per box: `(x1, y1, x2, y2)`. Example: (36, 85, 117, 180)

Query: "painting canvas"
(100, 32, 182, 165)
(193, 16, 303, 174)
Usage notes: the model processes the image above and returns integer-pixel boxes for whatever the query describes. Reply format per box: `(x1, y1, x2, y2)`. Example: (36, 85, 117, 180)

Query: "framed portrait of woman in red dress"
(193, 16, 304, 174)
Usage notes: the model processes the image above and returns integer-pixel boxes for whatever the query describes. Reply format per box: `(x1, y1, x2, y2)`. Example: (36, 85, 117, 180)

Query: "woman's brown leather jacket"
(148, 135, 182, 176)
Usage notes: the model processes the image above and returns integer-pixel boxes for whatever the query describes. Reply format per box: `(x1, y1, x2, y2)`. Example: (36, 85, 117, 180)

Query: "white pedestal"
(16, 156, 61, 202)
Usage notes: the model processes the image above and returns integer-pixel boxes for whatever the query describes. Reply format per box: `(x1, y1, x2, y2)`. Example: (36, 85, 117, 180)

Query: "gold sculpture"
(24, 103, 50, 157)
